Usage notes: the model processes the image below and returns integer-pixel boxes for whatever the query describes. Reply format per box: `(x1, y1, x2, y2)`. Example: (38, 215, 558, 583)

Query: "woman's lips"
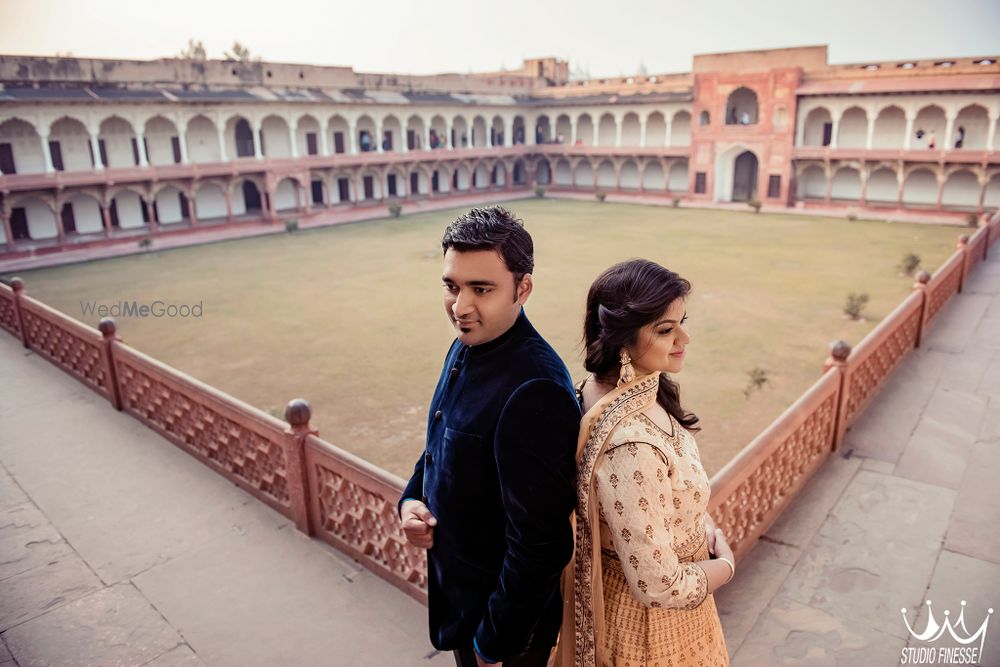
(670, 350, 685, 357)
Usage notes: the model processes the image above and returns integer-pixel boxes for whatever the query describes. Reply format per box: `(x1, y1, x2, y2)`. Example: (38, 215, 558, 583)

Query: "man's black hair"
(441, 206, 534, 293)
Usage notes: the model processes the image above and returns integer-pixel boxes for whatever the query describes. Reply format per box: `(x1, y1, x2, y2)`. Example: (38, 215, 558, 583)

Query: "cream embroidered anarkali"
(556, 371, 729, 667)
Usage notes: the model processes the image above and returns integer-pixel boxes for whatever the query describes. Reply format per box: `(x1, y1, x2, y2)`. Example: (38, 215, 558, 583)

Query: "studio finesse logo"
(899, 599, 993, 664)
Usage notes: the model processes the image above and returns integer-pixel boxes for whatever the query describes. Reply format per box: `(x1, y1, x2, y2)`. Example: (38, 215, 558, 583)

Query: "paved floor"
(715, 247, 1000, 665)
(0, 332, 451, 667)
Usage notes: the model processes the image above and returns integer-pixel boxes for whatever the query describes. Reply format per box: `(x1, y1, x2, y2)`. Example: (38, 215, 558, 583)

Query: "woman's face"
(626, 297, 690, 376)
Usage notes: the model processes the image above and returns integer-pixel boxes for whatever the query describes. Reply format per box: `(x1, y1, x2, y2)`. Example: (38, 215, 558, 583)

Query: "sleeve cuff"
(473, 637, 500, 664)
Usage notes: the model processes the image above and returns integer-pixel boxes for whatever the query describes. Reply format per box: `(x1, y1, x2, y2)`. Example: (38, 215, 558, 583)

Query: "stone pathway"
(0, 332, 451, 666)
(715, 248, 1000, 665)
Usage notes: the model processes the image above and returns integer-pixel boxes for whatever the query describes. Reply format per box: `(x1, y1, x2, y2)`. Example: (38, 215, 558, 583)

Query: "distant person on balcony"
(955, 126, 965, 149)
(554, 259, 734, 666)
(399, 206, 580, 667)
(927, 130, 937, 150)
(360, 132, 372, 153)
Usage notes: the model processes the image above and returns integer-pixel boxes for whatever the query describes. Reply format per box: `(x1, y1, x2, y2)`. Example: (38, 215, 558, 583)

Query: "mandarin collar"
(463, 308, 531, 358)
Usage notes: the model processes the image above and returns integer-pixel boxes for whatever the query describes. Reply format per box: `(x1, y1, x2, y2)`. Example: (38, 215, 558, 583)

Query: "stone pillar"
(904, 114, 915, 150)
(935, 174, 946, 210)
(988, 113, 998, 151)
(187, 191, 199, 226)
(376, 120, 384, 152)
(503, 118, 512, 147)
(40, 133, 55, 173)
(178, 135, 189, 164)
(319, 129, 329, 156)
(283, 398, 316, 535)
(253, 120, 264, 159)
(865, 117, 876, 150)
(216, 115, 228, 162)
(829, 111, 841, 150)
(570, 119, 577, 145)
(90, 134, 105, 168)
(289, 125, 299, 158)
(665, 120, 673, 148)
(225, 187, 234, 222)
(143, 197, 158, 233)
(823, 340, 852, 450)
(639, 120, 647, 148)
(944, 114, 956, 151)
(54, 200, 66, 244)
(1, 209, 14, 251)
(349, 122, 358, 154)
(137, 134, 149, 166)
(101, 204, 113, 236)
(615, 116, 623, 148)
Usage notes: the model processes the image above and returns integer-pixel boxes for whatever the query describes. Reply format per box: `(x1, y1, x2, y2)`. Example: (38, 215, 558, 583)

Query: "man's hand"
(705, 513, 717, 556)
(400, 499, 437, 549)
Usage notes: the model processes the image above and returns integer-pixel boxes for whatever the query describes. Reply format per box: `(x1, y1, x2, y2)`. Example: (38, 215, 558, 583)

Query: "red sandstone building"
(0, 45, 997, 261)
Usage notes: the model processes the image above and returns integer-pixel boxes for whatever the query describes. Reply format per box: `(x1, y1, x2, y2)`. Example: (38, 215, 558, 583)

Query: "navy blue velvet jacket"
(400, 309, 580, 661)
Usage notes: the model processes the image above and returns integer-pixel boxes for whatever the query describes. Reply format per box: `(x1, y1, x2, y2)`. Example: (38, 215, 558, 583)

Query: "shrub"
(389, 203, 402, 218)
(595, 191, 607, 202)
(285, 219, 299, 233)
(671, 197, 681, 208)
(966, 213, 980, 228)
(138, 237, 153, 250)
(534, 186, 546, 198)
(847, 212, 857, 222)
(743, 367, 770, 399)
(898, 253, 921, 276)
(844, 292, 870, 320)
(747, 199, 761, 213)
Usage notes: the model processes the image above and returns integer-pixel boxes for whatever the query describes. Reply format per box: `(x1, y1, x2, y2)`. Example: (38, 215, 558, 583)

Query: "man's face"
(441, 248, 532, 346)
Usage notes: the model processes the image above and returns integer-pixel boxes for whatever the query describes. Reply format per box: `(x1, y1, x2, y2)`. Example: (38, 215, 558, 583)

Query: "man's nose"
(452, 291, 475, 317)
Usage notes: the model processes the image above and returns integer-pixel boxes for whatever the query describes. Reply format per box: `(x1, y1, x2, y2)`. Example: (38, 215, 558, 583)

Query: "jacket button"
(450, 368, 459, 379)
(434, 410, 442, 421)
(425, 451, 433, 464)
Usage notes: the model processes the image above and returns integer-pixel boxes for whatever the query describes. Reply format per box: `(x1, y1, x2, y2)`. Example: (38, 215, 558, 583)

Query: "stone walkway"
(0, 332, 450, 666)
(715, 248, 1000, 665)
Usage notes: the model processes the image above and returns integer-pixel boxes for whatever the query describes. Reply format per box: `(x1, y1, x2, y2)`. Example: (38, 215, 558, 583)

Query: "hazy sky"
(1, 0, 998, 77)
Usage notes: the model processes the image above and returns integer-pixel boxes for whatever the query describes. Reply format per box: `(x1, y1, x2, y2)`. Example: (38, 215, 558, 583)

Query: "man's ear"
(516, 273, 533, 305)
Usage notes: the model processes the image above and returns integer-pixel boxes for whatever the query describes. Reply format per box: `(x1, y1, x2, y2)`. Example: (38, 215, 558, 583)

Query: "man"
(399, 206, 580, 667)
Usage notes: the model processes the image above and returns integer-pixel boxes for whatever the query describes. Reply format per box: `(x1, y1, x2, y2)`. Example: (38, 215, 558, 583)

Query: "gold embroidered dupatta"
(553, 371, 661, 667)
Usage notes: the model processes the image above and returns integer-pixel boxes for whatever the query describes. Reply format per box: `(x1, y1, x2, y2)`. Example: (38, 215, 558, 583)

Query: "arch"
(143, 116, 179, 166)
(48, 116, 91, 171)
(574, 159, 594, 188)
(620, 113, 641, 147)
(576, 114, 594, 146)
(155, 186, 187, 225)
(733, 152, 761, 201)
(725, 87, 759, 125)
(803, 108, 832, 146)
(619, 160, 640, 190)
(902, 169, 938, 206)
(430, 115, 448, 149)
(453, 163, 471, 191)
(554, 114, 571, 144)
(260, 115, 292, 158)
(62, 193, 103, 235)
(11, 197, 58, 240)
(329, 172, 354, 203)
(226, 116, 256, 158)
(867, 168, 899, 203)
(642, 162, 666, 190)
(512, 159, 527, 185)
(837, 107, 868, 149)
(830, 167, 862, 201)
(698, 110, 711, 126)
(404, 115, 425, 151)
(195, 182, 228, 219)
(512, 116, 526, 145)
(358, 170, 382, 200)
(535, 159, 551, 185)
(670, 111, 691, 147)
(984, 173, 1000, 208)
(356, 115, 377, 153)
(473, 161, 490, 188)
(295, 114, 322, 156)
(0, 118, 44, 174)
(872, 106, 906, 149)
(535, 115, 552, 144)
(554, 158, 572, 186)
(953, 104, 989, 149)
(471, 116, 488, 148)
(185, 115, 221, 163)
(409, 167, 430, 196)
(645, 112, 666, 146)
(941, 170, 980, 209)
(275, 178, 301, 210)
(110, 189, 146, 229)
(433, 165, 451, 193)
(98, 116, 138, 168)
(797, 165, 826, 199)
(597, 113, 617, 147)
(490, 116, 505, 147)
(451, 115, 470, 149)
(668, 160, 688, 192)
(382, 114, 403, 152)
(233, 178, 262, 215)
(491, 161, 507, 188)
(329, 115, 351, 153)
(913, 105, 946, 149)
(385, 167, 406, 197)
(596, 159, 616, 188)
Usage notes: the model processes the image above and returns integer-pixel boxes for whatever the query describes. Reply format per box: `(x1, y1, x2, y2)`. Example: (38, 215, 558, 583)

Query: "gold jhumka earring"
(617, 350, 635, 387)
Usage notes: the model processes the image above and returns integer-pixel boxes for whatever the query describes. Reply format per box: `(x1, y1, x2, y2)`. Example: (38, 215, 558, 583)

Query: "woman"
(558, 259, 734, 666)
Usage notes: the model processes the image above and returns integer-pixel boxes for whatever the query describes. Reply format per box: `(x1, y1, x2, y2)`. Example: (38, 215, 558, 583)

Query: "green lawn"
(8, 199, 962, 478)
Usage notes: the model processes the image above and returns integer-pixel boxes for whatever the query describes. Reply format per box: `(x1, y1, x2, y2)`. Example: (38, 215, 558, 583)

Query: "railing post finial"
(283, 397, 316, 536)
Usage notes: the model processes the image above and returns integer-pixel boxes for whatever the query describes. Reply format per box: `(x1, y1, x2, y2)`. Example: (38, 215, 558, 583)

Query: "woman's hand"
(704, 513, 717, 555)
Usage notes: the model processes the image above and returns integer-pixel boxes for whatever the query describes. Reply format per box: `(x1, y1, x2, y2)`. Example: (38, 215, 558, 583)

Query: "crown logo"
(901, 600, 993, 655)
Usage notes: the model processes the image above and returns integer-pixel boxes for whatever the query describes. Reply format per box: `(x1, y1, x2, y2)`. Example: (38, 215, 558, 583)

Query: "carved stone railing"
(0, 211, 997, 598)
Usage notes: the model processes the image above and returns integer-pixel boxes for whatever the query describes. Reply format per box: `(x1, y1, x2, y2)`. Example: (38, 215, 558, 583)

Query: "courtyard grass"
(8, 199, 962, 477)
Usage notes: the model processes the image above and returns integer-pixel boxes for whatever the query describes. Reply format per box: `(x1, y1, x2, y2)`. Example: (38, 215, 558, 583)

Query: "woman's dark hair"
(583, 258, 699, 432)
(441, 206, 533, 296)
